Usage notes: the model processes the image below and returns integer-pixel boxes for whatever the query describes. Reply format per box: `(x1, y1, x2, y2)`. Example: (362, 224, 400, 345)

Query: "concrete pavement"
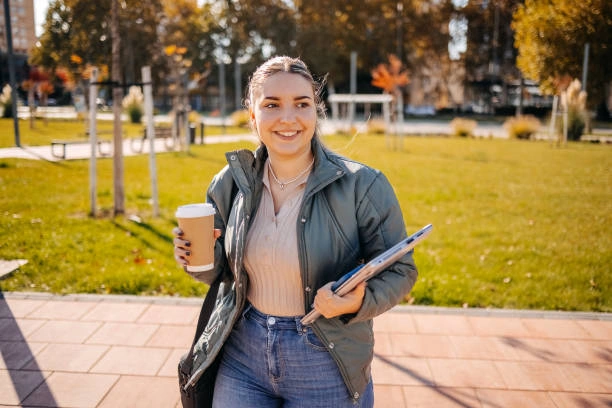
(1, 291, 610, 407)
(0, 134, 259, 162)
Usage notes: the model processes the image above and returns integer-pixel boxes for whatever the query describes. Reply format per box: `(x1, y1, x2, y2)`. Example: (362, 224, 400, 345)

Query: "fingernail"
(186, 251, 191, 256)
(185, 242, 191, 247)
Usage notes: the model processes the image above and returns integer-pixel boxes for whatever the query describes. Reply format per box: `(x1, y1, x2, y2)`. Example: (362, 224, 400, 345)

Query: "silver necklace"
(268, 158, 314, 190)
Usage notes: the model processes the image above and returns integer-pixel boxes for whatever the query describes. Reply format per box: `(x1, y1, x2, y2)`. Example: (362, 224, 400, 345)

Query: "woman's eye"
(263, 103, 278, 108)
(297, 102, 310, 108)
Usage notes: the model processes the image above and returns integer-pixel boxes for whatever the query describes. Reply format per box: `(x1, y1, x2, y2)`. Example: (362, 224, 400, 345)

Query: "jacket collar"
(225, 138, 346, 195)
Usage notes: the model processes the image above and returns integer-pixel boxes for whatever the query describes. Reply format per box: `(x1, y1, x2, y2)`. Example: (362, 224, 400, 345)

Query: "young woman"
(174, 56, 418, 407)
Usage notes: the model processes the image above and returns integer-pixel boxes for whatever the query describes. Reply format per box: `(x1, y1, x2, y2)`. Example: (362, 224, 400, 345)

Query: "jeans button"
(267, 317, 276, 325)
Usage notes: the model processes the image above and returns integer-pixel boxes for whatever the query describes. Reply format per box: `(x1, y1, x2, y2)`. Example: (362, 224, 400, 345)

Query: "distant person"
(173, 55, 418, 407)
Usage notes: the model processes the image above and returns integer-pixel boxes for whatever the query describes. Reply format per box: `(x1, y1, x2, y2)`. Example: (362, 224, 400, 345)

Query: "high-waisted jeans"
(212, 303, 374, 407)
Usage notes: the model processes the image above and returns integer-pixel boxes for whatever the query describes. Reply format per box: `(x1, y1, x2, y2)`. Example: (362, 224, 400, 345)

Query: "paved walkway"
(0, 134, 259, 162)
(0, 292, 610, 408)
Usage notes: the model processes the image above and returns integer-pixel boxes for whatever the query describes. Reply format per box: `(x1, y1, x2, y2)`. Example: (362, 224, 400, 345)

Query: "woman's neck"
(268, 152, 314, 181)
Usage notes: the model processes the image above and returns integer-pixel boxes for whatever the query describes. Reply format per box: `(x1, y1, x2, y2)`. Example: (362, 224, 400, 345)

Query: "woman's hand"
(173, 227, 222, 268)
(313, 281, 367, 319)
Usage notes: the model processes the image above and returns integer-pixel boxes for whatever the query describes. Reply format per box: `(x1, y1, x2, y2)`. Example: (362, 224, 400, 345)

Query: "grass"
(0, 125, 610, 312)
(0, 117, 250, 148)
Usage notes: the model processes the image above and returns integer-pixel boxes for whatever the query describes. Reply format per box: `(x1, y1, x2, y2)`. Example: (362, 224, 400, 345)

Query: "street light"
(396, 2, 403, 62)
(3, 0, 20, 146)
(165, 45, 191, 150)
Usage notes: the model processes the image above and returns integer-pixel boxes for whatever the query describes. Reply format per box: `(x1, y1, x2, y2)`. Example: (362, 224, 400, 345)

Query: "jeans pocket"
(303, 328, 328, 351)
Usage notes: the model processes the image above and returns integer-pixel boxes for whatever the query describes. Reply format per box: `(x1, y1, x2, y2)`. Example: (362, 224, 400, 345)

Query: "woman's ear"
(249, 108, 256, 128)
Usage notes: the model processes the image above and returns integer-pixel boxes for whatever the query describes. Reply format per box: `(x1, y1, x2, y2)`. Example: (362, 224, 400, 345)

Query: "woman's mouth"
(276, 131, 300, 138)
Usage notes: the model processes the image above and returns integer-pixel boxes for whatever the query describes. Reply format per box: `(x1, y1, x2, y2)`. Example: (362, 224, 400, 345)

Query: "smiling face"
(249, 71, 317, 163)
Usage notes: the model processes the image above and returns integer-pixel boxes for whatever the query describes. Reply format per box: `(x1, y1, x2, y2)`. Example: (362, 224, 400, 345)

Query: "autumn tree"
(371, 54, 410, 121)
(458, 0, 523, 111)
(31, 0, 166, 90)
(512, 0, 612, 109)
(162, 0, 220, 72)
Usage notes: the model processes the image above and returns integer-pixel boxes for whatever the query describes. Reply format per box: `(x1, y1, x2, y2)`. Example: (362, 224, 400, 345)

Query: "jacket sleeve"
(184, 165, 234, 285)
(346, 171, 418, 324)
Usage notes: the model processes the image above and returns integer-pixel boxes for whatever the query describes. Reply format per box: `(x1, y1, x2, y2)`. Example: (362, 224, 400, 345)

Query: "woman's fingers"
(313, 281, 367, 319)
(174, 227, 222, 268)
(173, 227, 190, 266)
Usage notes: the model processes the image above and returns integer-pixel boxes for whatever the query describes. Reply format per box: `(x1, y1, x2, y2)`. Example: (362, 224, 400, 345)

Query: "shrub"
(560, 79, 587, 141)
(122, 86, 144, 124)
(450, 117, 477, 137)
(566, 109, 586, 141)
(0, 85, 12, 118)
(504, 115, 541, 140)
(188, 111, 202, 124)
(230, 109, 250, 127)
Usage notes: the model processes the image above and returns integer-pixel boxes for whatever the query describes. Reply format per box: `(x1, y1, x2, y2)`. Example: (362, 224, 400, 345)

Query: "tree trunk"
(111, 0, 124, 215)
(28, 87, 35, 129)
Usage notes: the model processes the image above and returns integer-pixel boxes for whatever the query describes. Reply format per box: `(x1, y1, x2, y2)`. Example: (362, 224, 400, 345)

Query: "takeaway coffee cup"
(176, 203, 216, 272)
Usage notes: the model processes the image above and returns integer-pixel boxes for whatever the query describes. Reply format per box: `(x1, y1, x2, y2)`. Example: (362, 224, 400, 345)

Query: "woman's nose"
(279, 107, 297, 123)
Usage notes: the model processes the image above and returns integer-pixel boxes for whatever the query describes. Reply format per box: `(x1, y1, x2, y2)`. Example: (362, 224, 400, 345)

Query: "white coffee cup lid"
(176, 203, 216, 218)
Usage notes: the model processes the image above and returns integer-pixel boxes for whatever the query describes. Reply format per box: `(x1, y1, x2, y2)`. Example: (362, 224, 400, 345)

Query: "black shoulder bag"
(178, 278, 221, 408)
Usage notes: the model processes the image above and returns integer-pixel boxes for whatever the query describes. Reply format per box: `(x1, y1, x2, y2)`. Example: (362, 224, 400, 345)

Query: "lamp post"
(165, 45, 191, 150)
(3, 0, 20, 146)
(396, 2, 403, 62)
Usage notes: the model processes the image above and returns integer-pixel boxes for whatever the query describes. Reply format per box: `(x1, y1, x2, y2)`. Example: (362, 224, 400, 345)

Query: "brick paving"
(0, 292, 610, 408)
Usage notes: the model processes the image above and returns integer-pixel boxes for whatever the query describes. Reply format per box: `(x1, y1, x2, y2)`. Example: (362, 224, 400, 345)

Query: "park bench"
(50, 139, 112, 159)
(130, 126, 174, 153)
(580, 134, 612, 144)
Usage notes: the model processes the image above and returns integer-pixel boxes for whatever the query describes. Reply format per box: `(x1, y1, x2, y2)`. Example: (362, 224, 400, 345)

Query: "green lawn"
(0, 117, 249, 148)
(0, 128, 610, 312)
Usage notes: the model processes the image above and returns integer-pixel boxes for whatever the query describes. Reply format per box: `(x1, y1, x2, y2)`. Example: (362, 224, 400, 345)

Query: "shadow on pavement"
(0, 292, 58, 406)
(373, 352, 503, 408)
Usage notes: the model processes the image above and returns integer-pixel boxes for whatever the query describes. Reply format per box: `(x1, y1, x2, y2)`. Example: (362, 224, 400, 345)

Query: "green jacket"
(185, 138, 418, 402)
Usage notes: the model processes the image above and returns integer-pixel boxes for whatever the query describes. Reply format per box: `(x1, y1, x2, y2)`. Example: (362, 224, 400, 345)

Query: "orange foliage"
(371, 55, 410, 93)
(70, 54, 83, 65)
(21, 79, 35, 91)
(39, 81, 54, 96)
(553, 74, 572, 94)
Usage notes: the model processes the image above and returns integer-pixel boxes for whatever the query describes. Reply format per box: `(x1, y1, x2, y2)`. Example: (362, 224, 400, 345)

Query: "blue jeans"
(212, 303, 374, 407)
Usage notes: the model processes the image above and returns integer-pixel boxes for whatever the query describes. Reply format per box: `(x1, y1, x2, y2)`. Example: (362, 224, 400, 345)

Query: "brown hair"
(245, 56, 327, 120)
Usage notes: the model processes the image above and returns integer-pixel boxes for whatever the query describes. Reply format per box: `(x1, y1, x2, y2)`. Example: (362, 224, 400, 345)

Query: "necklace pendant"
(279, 183, 286, 190)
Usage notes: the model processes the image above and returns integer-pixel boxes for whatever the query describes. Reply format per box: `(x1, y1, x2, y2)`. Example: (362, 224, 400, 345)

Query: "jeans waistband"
(243, 303, 306, 332)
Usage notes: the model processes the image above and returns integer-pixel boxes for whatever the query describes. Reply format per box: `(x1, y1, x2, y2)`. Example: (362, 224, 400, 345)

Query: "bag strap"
(193, 279, 221, 348)
(181, 278, 221, 380)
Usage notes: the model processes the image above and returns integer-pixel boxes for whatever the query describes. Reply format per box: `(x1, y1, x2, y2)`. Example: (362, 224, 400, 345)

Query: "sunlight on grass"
(0, 130, 610, 311)
(0, 118, 249, 148)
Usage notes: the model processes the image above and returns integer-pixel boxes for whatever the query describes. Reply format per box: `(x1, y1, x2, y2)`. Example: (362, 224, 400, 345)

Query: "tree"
(31, 0, 166, 90)
(512, 0, 612, 108)
(459, 0, 523, 111)
(162, 0, 220, 72)
(111, 0, 124, 216)
(371, 54, 410, 120)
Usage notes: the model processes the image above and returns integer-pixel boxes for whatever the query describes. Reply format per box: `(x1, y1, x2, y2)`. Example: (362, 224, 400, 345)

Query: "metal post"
(89, 68, 98, 217)
(142, 66, 159, 217)
(581, 43, 590, 91)
(582, 43, 590, 133)
(396, 2, 403, 61)
(3, 0, 20, 146)
(549, 95, 558, 143)
(234, 59, 241, 110)
(219, 59, 226, 134)
(349, 51, 357, 127)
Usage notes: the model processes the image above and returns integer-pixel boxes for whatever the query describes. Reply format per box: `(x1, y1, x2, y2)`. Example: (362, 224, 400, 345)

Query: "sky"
(33, 0, 50, 37)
